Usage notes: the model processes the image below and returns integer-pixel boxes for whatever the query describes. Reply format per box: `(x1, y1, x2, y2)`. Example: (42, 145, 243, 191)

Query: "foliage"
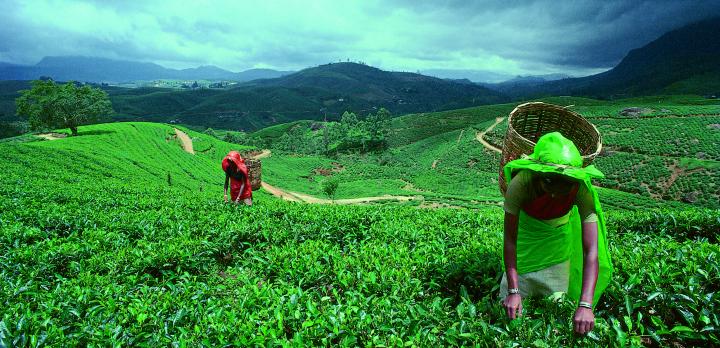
(594, 116, 720, 160)
(268, 109, 392, 155)
(0, 125, 719, 345)
(15, 80, 113, 136)
(202, 127, 216, 138)
(321, 177, 340, 201)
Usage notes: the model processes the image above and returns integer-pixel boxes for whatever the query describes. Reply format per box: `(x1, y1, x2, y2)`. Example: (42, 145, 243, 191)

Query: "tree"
(16, 80, 113, 136)
(203, 127, 217, 138)
(321, 177, 339, 202)
(365, 107, 391, 148)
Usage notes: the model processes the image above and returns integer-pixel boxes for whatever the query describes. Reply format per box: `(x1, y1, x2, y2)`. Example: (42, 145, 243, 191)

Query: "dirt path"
(591, 113, 720, 120)
(260, 182, 303, 202)
(262, 181, 419, 205)
(174, 128, 194, 154)
(475, 117, 505, 154)
(36, 133, 67, 140)
(457, 129, 465, 144)
(659, 163, 704, 197)
(251, 149, 271, 159)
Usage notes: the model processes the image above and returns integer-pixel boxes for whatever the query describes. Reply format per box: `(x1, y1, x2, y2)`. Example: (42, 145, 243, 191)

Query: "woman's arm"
(503, 212, 522, 319)
(235, 173, 246, 203)
(224, 174, 229, 202)
(580, 222, 599, 303)
(574, 221, 599, 334)
(236, 182, 245, 202)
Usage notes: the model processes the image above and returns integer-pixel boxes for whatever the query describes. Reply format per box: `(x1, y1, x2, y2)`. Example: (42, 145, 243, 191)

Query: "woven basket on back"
(245, 159, 262, 191)
(499, 102, 602, 194)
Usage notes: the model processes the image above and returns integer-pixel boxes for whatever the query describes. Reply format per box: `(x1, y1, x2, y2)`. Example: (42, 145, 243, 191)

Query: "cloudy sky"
(1, 0, 719, 79)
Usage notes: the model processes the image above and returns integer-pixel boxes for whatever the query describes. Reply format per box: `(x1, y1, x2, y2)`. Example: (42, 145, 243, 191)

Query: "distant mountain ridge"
(0, 56, 293, 83)
(501, 73, 572, 84)
(420, 69, 514, 83)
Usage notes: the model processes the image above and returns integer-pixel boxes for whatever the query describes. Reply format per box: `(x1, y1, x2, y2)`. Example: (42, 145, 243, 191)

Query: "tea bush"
(1, 122, 718, 346)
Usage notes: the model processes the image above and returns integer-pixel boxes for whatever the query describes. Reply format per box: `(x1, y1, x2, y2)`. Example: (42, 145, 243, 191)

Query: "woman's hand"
(503, 294, 522, 319)
(573, 307, 595, 334)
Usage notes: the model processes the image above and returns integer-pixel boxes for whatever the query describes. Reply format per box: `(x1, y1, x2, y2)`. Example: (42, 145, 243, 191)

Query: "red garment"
(222, 151, 252, 200)
(523, 184, 579, 220)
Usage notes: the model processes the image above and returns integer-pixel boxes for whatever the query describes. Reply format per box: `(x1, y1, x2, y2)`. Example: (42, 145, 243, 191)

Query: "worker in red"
(222, 151, 253, 206)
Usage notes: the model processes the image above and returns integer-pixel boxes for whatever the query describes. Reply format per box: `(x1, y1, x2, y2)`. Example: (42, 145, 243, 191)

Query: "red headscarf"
(222, 151, 249, 177)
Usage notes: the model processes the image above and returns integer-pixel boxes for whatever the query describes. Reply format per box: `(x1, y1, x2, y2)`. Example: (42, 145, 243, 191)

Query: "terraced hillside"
(249, 95, 719, 210)
(481, 96, 720, 208)
(1, 122, 718, 346)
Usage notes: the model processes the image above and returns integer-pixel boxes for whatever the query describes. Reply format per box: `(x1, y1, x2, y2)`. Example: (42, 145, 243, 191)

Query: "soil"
(475, 117, 505, 154)
(261, 181, 419, 205)
(174, 128, 194, 154)
(418, 201, 463, 209)
(457, 129, 465, 144)
(619, 107, 653, 117)
(36, 132, 68, 140)
(314, 168, 334, 176)
(244, 149, 271, 159)
(260, 182, 303, 202)
(659, 163, 704, 198)
(313, 162, 344, 176)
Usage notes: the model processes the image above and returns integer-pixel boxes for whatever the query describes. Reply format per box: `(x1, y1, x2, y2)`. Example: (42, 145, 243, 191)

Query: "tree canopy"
(16, 80, 113, 136)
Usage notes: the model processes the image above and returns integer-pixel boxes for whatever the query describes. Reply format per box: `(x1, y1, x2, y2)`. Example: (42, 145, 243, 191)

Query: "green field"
(2, 91, 720, 346)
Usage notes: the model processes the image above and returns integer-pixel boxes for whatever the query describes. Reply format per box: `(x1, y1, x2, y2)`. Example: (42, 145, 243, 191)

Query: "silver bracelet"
(578, 301, 593, 310)
(508, 288, 520, 295)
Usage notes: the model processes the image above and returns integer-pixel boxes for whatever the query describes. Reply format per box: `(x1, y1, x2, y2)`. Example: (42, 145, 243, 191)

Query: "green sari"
(503, 132, 614, 306)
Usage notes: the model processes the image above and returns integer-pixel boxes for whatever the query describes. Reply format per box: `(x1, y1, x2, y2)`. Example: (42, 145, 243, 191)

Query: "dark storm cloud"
(1, 0, 719, 76)
(392, 0, 720, 69)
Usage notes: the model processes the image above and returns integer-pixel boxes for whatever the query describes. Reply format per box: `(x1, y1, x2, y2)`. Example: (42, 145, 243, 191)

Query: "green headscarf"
(503, 132, 613, 306)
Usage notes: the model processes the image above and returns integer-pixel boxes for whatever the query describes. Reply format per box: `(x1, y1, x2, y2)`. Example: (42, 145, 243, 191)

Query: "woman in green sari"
(500, 132, 613, 335)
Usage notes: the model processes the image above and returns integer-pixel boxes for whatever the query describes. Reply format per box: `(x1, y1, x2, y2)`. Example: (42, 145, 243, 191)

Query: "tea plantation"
(1, 122, 718, 346)
(459, 97, 720, 209)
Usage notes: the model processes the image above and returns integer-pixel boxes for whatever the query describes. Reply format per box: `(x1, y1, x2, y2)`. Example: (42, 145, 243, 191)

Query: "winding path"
(260, 181, 419, 205)
(475, 117, 505, 154)
(174, 128, 195, 154)
(252, 149, 272, 159)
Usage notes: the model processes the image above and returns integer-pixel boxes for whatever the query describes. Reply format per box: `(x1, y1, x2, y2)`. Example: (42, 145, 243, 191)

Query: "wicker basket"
(499, 102, 602, 194)
(245, 159, 262, 191)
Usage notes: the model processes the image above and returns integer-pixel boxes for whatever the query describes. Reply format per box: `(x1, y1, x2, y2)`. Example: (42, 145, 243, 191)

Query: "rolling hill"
(142, 62, 506, 130)
(1, 62, 508, 136)
(252, 62, 506, 111)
